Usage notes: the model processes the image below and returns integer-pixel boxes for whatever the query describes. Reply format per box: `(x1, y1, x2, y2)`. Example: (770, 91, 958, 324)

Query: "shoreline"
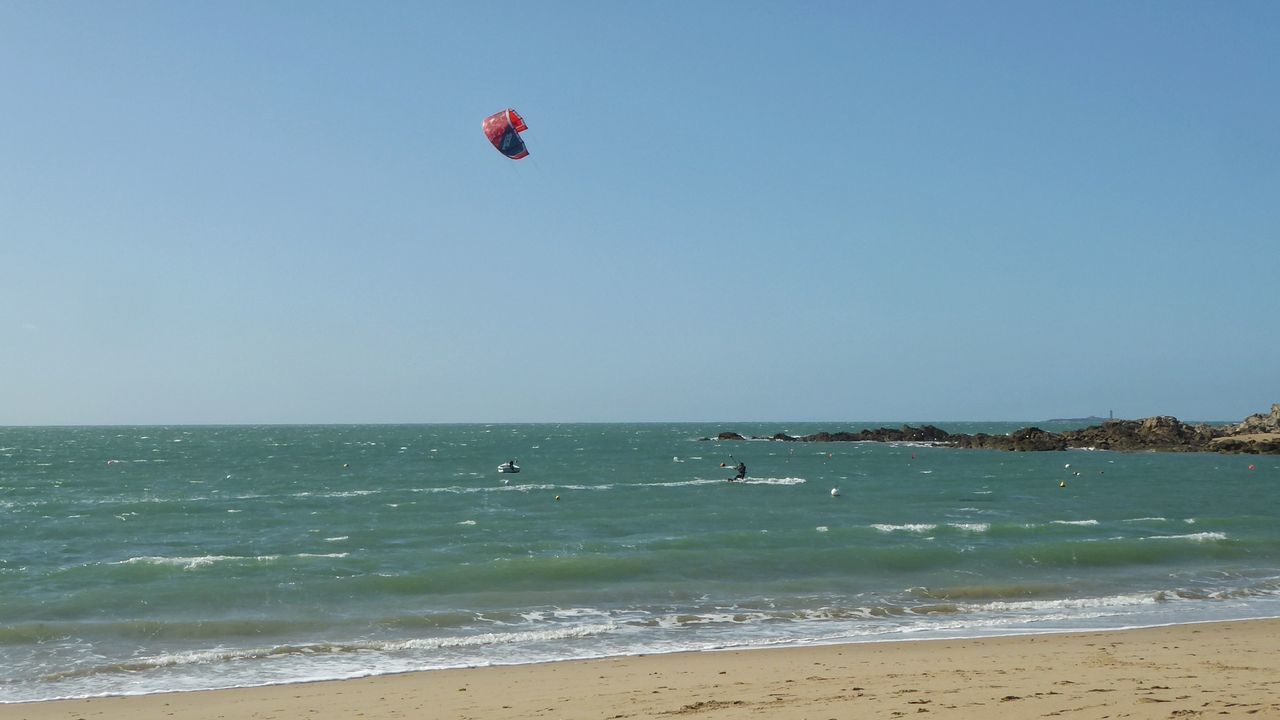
(5, 618, 1278, 720)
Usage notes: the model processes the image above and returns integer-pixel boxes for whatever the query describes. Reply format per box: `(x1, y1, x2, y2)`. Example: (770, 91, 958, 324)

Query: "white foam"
(116, 555, 247, 570)
(968, 592, 1160, 613)
(88, 622, 616, 675)
(1051, 519, 1099, 526)
(307, 490, 380, 499)
(738, 477, 807, 486)
(948, 523, 990, 533)
(114, 553, 348, 570)
(1143, 532, 1227, 542)
(639, 479, 724, 488)
(872, 523, 937, 533)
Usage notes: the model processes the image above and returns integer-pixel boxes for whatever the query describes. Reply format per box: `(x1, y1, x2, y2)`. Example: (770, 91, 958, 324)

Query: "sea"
(2, 422, 1278, 703)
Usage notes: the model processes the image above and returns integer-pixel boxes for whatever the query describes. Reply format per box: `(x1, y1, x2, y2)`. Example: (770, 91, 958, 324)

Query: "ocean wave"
(292, 490, 381, 499)
(112, 553, 350, 571)
(872, 523, 937, 533)
(867, 522, 989, 535)
(37, 622, 623, 683)
(1142, 532, 1227, 542)
(0, 617, 341, 645)
(970, 592, 1160, 613)
(1051, 519, 1100, 526)
(910, 583, 1072, 601)
(516, 607, 618, 624)
(389, 623, 620, 652)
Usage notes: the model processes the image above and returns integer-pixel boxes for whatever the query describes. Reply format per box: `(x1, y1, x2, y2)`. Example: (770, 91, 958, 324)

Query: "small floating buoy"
(1064, 463, 1071, 469)
(1059, 480, 1066, 488)
(343, 463, 349, 469)
(830, 488, 841, 497)
(1248, 464, 1256, 471)
(554, 495, 561, 501)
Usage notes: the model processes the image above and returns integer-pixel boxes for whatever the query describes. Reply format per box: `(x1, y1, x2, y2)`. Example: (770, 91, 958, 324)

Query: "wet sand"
(4, 619, 1278, 720)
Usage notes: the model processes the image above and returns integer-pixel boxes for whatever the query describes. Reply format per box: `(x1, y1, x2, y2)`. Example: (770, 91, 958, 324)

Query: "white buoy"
(1064, 463, 1071, 469)
(831, 487, 841, 497)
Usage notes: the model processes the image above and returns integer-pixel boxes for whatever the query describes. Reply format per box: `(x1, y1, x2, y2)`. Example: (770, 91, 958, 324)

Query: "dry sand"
(4, 619, 1278, 720)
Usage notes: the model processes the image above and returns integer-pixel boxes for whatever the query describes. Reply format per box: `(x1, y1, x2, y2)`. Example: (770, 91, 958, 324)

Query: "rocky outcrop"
(712, 425, 953, 444)
(706, 405, 1280, 454)
(795, 425, 953, 443)
(950, 427, 1068, 451)
(1056, 416, 1220, 452)
(1203, 404, 1280, 454)
(1233, 403, 1280, 435)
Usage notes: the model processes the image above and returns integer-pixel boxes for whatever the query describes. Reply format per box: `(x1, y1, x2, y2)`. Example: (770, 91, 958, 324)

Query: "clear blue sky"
(2, 1, 1276, 425)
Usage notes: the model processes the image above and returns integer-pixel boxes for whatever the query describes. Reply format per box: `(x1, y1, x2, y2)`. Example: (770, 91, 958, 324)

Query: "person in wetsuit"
(733, 461, 747, 481)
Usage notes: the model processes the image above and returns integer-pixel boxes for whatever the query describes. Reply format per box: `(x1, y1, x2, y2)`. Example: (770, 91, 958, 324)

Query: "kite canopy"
(482, 108, 529, 160)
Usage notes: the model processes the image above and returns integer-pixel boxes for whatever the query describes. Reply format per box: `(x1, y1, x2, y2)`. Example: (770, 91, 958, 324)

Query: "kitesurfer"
(733, 461, 747, 481)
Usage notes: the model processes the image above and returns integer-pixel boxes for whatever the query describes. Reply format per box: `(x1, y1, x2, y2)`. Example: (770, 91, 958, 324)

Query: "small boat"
(497, 461, 520, 474)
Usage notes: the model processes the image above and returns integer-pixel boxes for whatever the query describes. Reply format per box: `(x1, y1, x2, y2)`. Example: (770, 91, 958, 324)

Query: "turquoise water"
(2, 423, 1278, 702)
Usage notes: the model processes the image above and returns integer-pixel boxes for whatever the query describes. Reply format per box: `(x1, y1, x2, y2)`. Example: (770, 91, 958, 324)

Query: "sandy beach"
(5, 619, 1277, 720)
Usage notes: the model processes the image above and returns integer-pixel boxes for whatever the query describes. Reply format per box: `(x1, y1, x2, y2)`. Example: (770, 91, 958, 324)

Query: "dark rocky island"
(706, 404, 1280, 454)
